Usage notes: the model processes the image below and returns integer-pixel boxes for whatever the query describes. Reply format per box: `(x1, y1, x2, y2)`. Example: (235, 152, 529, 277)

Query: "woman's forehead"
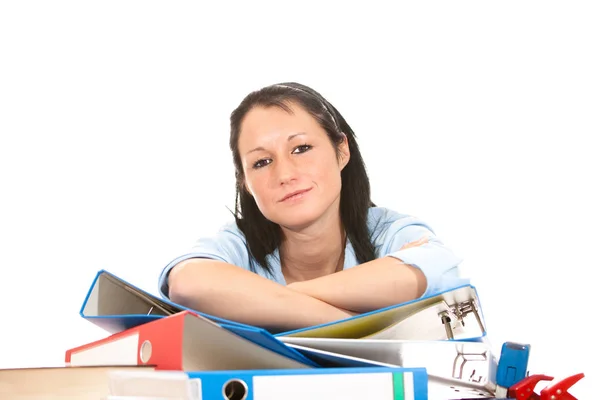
(239, 103, 324, 148)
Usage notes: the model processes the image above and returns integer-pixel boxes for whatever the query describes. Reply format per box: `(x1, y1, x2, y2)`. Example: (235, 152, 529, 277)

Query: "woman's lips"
(279, 188, 312, 202)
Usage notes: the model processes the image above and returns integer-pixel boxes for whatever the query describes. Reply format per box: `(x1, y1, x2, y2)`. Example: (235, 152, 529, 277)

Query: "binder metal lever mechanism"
(438, 299, 485, 340)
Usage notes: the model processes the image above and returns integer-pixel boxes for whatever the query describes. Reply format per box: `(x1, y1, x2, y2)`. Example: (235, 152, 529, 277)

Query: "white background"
(1, 1, 598, 398)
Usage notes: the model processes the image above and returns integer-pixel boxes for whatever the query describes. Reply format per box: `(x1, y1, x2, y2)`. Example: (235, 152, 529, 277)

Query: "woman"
(158, 82, 468, 332)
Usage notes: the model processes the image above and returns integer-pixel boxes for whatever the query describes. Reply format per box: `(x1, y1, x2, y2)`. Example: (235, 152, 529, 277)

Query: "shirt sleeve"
(376, 216, 470, 298)
(157, 223, 252, 299)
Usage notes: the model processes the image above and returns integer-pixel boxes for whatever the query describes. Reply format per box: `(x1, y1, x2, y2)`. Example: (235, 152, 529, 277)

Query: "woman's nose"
(274, 158, 297, 185)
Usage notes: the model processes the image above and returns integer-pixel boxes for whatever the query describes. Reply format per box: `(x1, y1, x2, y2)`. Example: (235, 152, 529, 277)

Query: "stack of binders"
(2, 269, 501, 399)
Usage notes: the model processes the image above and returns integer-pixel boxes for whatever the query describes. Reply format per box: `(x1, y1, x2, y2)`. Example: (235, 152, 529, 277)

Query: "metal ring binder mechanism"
(452, 345, 488, 382)
(439, 299, 485, 340)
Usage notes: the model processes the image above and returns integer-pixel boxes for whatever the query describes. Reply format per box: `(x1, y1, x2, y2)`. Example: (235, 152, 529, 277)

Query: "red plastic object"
(540, 373, 585, 400)
(508, 374, 554, 400)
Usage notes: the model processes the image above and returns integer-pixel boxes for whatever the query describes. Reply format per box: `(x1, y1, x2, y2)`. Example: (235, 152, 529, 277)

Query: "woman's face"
(238, 101, 350, 231)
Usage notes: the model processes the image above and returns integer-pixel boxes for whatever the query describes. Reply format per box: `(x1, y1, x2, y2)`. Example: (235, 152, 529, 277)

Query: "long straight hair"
(229, 82, 376, 276)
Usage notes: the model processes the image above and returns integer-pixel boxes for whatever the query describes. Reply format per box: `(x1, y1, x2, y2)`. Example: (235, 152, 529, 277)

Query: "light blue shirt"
(158, 207, 470, 300)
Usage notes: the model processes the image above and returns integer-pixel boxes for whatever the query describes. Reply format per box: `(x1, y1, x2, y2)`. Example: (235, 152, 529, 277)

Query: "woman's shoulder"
(367, 206, 422, 226)
(198, 220, 248, 246)
(367, 206, 411, 222)
(366, 206, 435, 238)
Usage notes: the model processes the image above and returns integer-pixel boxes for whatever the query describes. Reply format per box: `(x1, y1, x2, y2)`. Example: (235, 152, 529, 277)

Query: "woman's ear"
(338, 133, 351, 170)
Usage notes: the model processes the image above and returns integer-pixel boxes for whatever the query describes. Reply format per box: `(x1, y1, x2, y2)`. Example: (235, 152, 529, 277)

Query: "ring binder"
(278, 337, 498, 395)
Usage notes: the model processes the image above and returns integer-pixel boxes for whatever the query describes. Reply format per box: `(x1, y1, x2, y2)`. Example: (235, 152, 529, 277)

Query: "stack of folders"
(0, 270, 500, 400)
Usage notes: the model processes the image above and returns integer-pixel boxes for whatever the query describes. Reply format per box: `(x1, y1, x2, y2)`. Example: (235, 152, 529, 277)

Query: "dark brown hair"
(229, 82, 376, 276)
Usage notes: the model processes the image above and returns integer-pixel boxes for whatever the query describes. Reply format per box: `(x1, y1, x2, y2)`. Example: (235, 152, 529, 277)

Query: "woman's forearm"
(287, 256, 427, 314)
(167, 259, 355, 331)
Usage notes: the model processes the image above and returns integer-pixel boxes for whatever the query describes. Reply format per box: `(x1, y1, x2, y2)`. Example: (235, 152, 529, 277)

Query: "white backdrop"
(1, 1, 598, 398)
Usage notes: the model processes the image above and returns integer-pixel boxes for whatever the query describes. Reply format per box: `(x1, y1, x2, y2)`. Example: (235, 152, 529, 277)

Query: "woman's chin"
(273, 210, 320, 232)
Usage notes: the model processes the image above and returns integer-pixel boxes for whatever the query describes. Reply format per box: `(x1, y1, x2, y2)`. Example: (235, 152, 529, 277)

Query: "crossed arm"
(167, 237, 428, 331)
(286, 249, 427, 314)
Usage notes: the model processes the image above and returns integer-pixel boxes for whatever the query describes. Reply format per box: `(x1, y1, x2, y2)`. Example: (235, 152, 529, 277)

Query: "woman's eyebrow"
(287, 132, 307, 141)
(245, 132, 307, 155)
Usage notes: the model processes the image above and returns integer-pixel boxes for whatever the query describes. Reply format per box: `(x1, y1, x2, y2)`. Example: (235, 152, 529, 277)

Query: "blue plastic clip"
(496, 341, 530, 389)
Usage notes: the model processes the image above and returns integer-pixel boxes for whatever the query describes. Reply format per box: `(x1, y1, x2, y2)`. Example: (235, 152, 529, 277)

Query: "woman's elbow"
(167, 260, 205, 307)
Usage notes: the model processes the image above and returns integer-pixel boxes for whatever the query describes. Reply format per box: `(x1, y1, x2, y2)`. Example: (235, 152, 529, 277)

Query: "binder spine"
(187, 367, 429, 400)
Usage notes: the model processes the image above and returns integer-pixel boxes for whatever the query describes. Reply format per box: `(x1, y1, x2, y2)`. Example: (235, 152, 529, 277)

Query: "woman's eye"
(292, 144, 313, 154)
(253, 159, 271, 169)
